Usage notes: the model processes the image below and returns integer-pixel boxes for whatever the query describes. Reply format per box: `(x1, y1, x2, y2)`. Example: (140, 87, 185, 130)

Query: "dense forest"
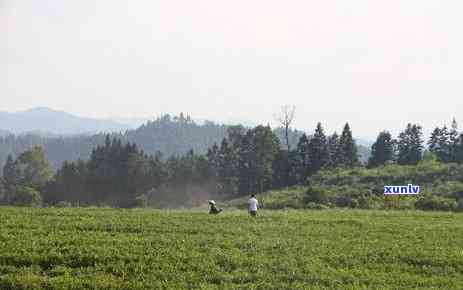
(0, 114, 323, 170)
(2, 117, 463, 209)
(0, 114, 226, 170)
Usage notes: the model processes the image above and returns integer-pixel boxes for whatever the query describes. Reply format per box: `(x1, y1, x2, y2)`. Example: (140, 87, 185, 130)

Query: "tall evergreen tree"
(397, 123, 424, 165)
(454, 133, 463, 163)
(273, 149, 300, 188)
(338, 123, 359, 167)
(84, 136, 156, 207)
(428, 127, 441, 154)
(46, 160, 87, 204)
(206, 143, 220, 180)
(449, 118, 460, 162)
(368, 131, 395, 167)
(307, 123, 329, 174)
(238, 126, 279, 194)
(438, 126, 450, 162)
(296, 134, 310, 183)
(327, 132, 341, 168)
(428, 126, 451, 162)
(217, 138, 239, 195)
(147, 152, 166, 191)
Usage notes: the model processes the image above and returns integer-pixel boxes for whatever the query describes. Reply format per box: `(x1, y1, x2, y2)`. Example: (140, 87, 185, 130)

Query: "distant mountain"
(0, 107, 130, 135)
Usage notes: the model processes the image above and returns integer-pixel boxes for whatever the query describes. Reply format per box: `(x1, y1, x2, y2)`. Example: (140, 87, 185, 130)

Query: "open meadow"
(1, 207, 463, 289)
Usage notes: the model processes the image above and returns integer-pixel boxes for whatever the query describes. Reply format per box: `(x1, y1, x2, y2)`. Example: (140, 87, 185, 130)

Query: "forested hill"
(0, 114, 223, 170)
(0, 114, 370, 170)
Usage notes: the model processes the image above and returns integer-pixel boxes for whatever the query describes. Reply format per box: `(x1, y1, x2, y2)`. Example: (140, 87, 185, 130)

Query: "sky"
(2, 0, 463, 139)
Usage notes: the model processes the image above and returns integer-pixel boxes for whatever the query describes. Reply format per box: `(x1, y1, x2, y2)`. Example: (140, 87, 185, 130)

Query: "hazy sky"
(2, 0, 463, 139)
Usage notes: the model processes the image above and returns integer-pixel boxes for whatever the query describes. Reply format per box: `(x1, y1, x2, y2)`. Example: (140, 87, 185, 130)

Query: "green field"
(1, 208, 463, 289)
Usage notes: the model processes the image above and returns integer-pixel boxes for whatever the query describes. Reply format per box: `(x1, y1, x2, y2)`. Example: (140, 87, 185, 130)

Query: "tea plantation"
(1, 207, 463, 289)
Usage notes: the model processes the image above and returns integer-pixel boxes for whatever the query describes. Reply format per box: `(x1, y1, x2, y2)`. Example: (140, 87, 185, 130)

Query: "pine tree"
(147, 152, 166, 191)
(238, 126, 279, 194)
(428, 127, 441, 154)
(206, 143, 220, 180)
(338, 123, 359, 167)
(84, 138, 155, 207)
(296, 134, 310, 183)
(237, 130, 253, 195)
(48, 161, 83, 204)
(368, 131, 395, 167)
(449, 118, 459, 162)
(307, 123, 329, 174)
(327, 132, 341, 168)
(397, 123, 424, 165)
(438, 126, 450, 162)
(454, 133, 463, 163)
(272, 150, 289, 188)
(217, 138, 239, 195)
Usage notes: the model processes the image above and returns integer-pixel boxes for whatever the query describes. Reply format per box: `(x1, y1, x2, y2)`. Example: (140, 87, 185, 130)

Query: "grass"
(1, 207, 463, 289)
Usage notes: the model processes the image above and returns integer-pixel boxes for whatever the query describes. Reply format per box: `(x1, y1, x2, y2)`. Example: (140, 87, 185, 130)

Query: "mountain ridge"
(0, 107, 131, 135)
(0, 107, 374, 145)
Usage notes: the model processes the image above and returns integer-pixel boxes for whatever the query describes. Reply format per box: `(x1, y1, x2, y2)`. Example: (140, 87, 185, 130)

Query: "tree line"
(2, 119, 463, 208)
(0, 114, 311, 171)
(0, 122, 357, 207)
(0, 114, 228, 171)
(368, 119, 463, 167)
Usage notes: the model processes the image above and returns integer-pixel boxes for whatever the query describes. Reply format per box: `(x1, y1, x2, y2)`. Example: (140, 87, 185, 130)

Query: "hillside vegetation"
(227, 159, 463, 211)
(1, 119, 372, 208)
(3, 118, 461, 209)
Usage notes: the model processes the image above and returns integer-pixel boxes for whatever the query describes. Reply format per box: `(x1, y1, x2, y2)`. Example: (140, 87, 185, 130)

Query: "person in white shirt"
(248, 194, 259, 217)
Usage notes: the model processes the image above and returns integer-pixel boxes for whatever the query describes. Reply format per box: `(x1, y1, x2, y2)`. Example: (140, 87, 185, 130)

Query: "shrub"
(304, 186, 329, 204)
(11, 187, 42, 207)
(456, 199, 463, 212)
(415, 196, 457, 211)
(333, 196, 359, 208)
(305, 202, 329, 210)
(357, 195, 382, 209)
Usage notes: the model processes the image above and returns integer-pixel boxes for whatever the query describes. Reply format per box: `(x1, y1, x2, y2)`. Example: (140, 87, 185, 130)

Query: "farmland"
(1, 208, 463, 289)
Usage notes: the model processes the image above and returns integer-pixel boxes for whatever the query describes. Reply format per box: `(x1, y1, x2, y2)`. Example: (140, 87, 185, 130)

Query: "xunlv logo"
(384, 184, 420, 195)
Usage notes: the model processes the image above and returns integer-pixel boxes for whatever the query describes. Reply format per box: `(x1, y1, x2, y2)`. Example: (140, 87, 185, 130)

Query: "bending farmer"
(209, 200, 223, 215)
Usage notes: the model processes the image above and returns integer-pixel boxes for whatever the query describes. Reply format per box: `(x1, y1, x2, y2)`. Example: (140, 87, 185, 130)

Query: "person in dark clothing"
(209, 200, 223, 214)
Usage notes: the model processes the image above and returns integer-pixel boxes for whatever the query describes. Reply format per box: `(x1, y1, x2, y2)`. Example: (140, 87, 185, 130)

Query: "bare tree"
(274, 105, 296, 151)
